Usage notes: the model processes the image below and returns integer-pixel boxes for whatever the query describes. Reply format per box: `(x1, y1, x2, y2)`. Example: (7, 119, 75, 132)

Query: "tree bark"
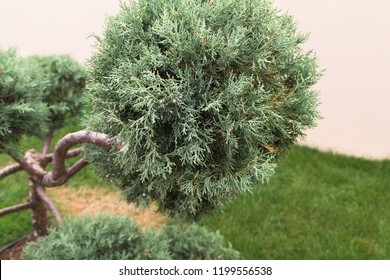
(36, 186, 62, 225)
(0, 148, 83, 182)
(0, 201, 32, 217)
(51, 130, 113, 182)
(0, 163, 23, 180)
(29, 179, 50, 236)
(42, 132, 54, 155)
(0, 130, 114, 235)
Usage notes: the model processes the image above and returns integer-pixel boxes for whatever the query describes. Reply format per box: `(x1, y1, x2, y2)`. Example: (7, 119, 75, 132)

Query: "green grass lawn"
(1, 125, 390, 259)
(200, 146, 390, 259)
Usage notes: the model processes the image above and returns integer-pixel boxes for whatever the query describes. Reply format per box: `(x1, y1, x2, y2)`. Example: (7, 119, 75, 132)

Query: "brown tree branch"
(23, 150, 47, 179)
(35, 186, 62, 225)
(0, 201, 33, 217)
(41, 130, 113, 186)
(66, 157, 89, 179)
(51, 130, 113, 181)
(42, 132, 54, 155)
(0, 148, 84, 182)
(0, 163, 23, 180)
(2, 150, 46, 182)
(42, 147, 84, 165)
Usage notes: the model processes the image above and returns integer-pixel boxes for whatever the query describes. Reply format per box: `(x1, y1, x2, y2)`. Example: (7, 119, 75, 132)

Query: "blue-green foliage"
(0, 49, 48, 147)
(160, 223, 239, 260)
(0, 50, 86, 153)
(23, 214, 170, 260)
(23, 214, 239, 260)
(85, 0, 321, 218)
(26, 55, 86, 132)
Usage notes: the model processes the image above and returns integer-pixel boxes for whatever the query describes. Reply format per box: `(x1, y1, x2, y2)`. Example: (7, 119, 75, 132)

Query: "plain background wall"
(273, 0, 390, 160)
(1, 0, 389, 159)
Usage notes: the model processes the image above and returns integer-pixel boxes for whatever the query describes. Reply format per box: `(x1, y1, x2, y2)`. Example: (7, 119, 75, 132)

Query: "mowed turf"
(200, 146, 390, 259)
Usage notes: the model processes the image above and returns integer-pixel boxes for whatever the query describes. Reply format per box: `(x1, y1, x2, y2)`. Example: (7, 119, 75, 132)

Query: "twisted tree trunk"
(0, 130, 115, 236)
(29, 179, 50, 236)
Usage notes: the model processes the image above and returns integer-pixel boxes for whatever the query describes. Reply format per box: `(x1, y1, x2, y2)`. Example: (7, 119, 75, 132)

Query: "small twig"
(4, 147, 23, 166)
(0, 163, 23, 180)
(66, 157, 89, 179)
(35, 186, 62, 225)
(41, 147, 84, 165)
(0, 201, 33, 217)
(42, 132, 54, 155)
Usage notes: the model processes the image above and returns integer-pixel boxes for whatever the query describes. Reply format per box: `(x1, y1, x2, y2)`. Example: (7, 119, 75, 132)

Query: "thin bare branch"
(0, 201, 33, 217)
(42, 147, 84, 165)
(36, 186, 62, 225)
(42, 157, 89, 187)
(5, 147, 24, 166)
(42, 132, 54, 155)
(0, 148, 82, 181)
(66, 157, 89, 179)
(0, 163, 23, 180)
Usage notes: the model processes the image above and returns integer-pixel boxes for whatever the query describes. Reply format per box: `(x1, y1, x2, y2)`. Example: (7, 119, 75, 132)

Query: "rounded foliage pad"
(0, 49, 48, 146)
(23, 215, 170, 260)
(26, 55, 86, 132)
(23, 214, 239, 260)
(86, 0, 321, 218)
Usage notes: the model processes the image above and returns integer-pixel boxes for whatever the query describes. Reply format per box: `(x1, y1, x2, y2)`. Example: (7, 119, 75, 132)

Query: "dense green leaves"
(0, 49, 48, 147)
(23, 214, 239, 260)
(23, 215, 169, 260)
(160, 223, 239, 260)
(85, 0, 321, 218)
(26, 55, 86, 132)
(0, 50, 86, 153)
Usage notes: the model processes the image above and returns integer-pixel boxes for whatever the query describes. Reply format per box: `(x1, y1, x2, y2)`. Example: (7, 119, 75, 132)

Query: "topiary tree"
(22, 214, 239, 260)
(1, 0, 320, 251)
(0, 49, 49, 147)
(0, 50, 93, 236)
(85, 0, 321, 218)
(25, 55, 86, 153)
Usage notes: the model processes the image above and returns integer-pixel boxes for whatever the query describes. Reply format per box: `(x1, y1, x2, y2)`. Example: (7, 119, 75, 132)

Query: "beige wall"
(0, 0, 120, 61)
(1, 0, 389, 159)
(273, 0, 390, 159)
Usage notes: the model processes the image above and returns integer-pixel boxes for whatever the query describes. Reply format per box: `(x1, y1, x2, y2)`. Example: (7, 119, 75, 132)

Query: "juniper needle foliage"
(23, 215, 170, 260)
(0, 49, 48, 148)
(160, 223, 240, 260)
(26, 55, 86, 132)
(23, 215, 239, 260)
(86, 0, 321, 218)
(1, 50, 85, 152)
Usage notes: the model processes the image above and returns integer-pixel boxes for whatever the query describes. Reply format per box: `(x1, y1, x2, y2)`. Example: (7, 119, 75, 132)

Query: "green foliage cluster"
(0, 49, 48, 147)
(161, 223, 239, 260)
(86, 0, 321, 218)
(0, 49, 85, 152)
(23, 214, 239, 260)
(26, 55, 86, 132)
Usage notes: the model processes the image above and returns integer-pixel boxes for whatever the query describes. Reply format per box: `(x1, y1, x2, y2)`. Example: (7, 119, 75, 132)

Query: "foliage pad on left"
(0, 49, 48, 147)
(26, 55, 86, 132)
(0, 50, 86, 151)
